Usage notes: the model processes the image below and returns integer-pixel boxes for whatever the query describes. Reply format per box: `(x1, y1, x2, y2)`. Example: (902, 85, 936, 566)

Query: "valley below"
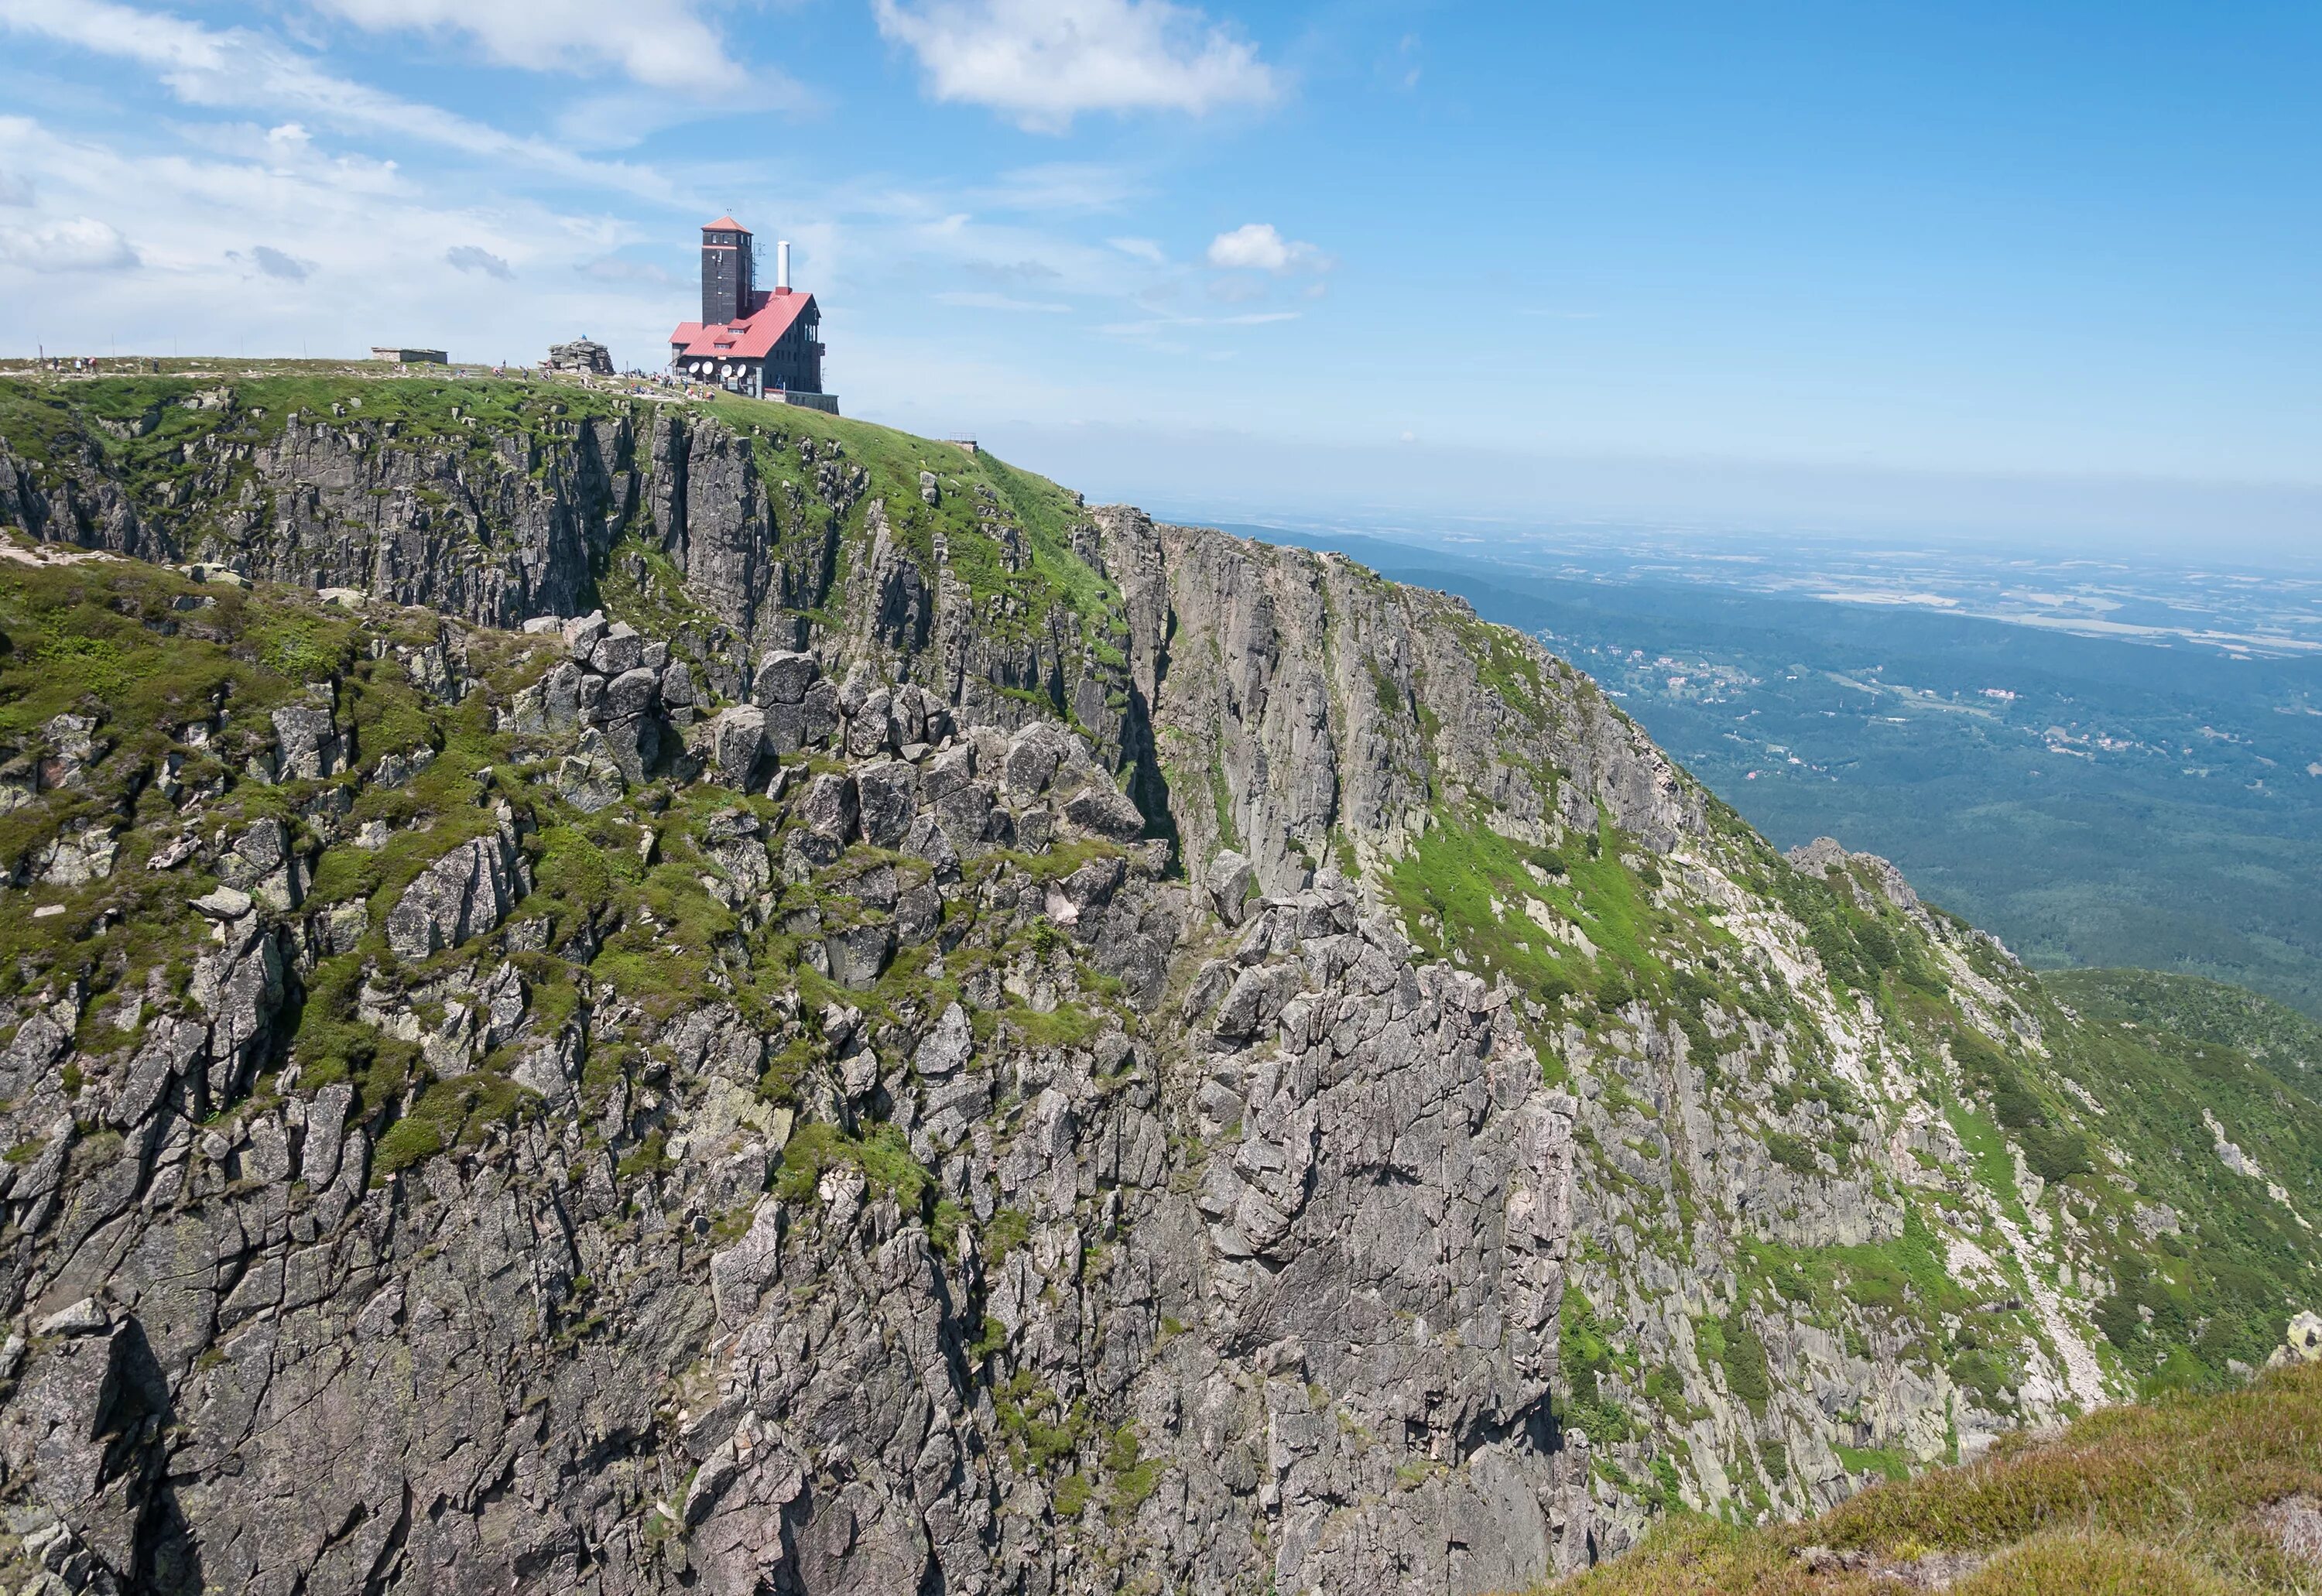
(1228, 525, 2322, 1019)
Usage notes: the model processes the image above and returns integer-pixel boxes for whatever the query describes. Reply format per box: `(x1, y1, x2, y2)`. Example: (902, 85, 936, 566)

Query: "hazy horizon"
(985, 423, 2322, 566)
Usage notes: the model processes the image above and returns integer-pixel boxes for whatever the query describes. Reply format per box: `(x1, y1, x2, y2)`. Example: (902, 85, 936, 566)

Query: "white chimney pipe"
(776, 241, 790, 293)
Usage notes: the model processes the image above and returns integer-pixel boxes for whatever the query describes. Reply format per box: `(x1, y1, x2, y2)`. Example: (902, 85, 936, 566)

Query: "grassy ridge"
(0, 370, 1120, 664)
(1546, 1359, 2322, 1594)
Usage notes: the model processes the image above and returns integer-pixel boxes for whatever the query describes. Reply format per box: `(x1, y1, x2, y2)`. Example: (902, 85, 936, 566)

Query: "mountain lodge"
(668, 217, 834, 411)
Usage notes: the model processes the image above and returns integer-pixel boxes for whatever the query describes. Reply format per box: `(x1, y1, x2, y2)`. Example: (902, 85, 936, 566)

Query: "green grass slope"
(2046, 970, 2322, 1094)
(2023, 978, 2322, 1388)
(1543, 1358, 2322, 1595)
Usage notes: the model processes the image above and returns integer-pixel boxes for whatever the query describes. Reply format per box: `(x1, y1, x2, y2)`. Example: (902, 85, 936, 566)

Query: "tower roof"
(703, 215, 749, 234)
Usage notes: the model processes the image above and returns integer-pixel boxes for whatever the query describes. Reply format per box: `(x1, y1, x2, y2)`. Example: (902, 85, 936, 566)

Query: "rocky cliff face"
(0, 374, 2316, 1596)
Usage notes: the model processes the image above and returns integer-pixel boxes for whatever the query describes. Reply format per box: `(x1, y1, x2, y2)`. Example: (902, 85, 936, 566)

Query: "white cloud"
(973, 163, 1139, 213)
(447, 244, 514, 279)
(0, 114, 658, 362)
(579, 255, 672, 286)
(0, 171, 30, 206)
(253, 245, 310, 279)
(1108, 236, 1166, 264)
(872, 0, 1276, 132)
(937, 289, 1071, 313)
(835, 184, 1151, 303)
(1387, 32, 1420, 91)
(0, 215, 136, 272)
(1206, 221, 1327, 273)
(231, 244, 314, 280)
(552, 81, 820, 153)
(307, 0, 748, 93)
(0, 0, 677, 200)
(1098, 307, 1296, 339)
(961, 258, 1062, 285)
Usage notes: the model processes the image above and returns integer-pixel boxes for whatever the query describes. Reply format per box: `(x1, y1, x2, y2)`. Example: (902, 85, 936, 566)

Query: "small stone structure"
(369, 347, 447, 364)
(544, 338, 614, 375)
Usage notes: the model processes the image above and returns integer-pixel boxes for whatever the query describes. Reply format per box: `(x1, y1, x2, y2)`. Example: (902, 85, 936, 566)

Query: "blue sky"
(1, 0, 2316, 547)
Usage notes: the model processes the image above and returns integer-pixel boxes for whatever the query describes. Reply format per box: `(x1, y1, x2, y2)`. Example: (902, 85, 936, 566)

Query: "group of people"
(13, 354, 726, 400)
(616, 368, 724, 402)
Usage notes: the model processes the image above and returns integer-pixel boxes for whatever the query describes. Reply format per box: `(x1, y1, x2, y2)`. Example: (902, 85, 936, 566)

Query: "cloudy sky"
(0, 1, 2316, 547)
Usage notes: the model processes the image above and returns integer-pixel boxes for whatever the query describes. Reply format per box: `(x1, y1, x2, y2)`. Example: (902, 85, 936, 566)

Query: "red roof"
(669, 290, 815, 362)
(703, 216, 748, 233)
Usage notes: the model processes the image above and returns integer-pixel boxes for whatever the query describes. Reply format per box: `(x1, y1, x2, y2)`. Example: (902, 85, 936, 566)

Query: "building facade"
(700, 221, 754, 327)
(668, 217, 831, 408)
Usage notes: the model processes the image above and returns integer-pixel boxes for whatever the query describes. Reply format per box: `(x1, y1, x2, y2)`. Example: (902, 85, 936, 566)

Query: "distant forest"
(1254, 529, 2322, 1018)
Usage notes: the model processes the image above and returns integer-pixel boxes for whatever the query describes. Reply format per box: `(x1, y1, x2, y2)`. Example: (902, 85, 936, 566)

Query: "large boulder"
(577, 673, 610, 725)
(763, 700, 807, 756)
(542, 659, 585, 727)
(753, 649, 820, 706)
(825, 923, 894, 989)
(800, 679, 841, 747)
(605, 666, 660, 721)
(269, 704, 341, 780)
(1207, 849, 1256, 926)
(594, 716, 660, 784)
(192, 914, 286, 1105)
(2272, 1310, 2322, 1368)
(801, 773, 858, 840)
(386, 832, 525, 961)
(1004, 722, 1074, 797)
(560, 609, 608, 658)
(847, 689, 894, 759)
(710, 706, 767, 789)
(1063, 782, 1145, 841)
(299, 1083, 357, 1188)
(920, 742, 976, 803)
(914, 1002, 974, 1079)
(855, 760, 919, 848)
(591, 621, 644, 676)
(933, 780, 995, 853)
(554, 754, 624, 813)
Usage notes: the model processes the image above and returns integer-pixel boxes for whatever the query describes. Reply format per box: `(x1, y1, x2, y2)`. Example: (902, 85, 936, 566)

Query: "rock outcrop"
(0, 375, 2317, 1595)
(2271, 1310, 2322, 1368)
